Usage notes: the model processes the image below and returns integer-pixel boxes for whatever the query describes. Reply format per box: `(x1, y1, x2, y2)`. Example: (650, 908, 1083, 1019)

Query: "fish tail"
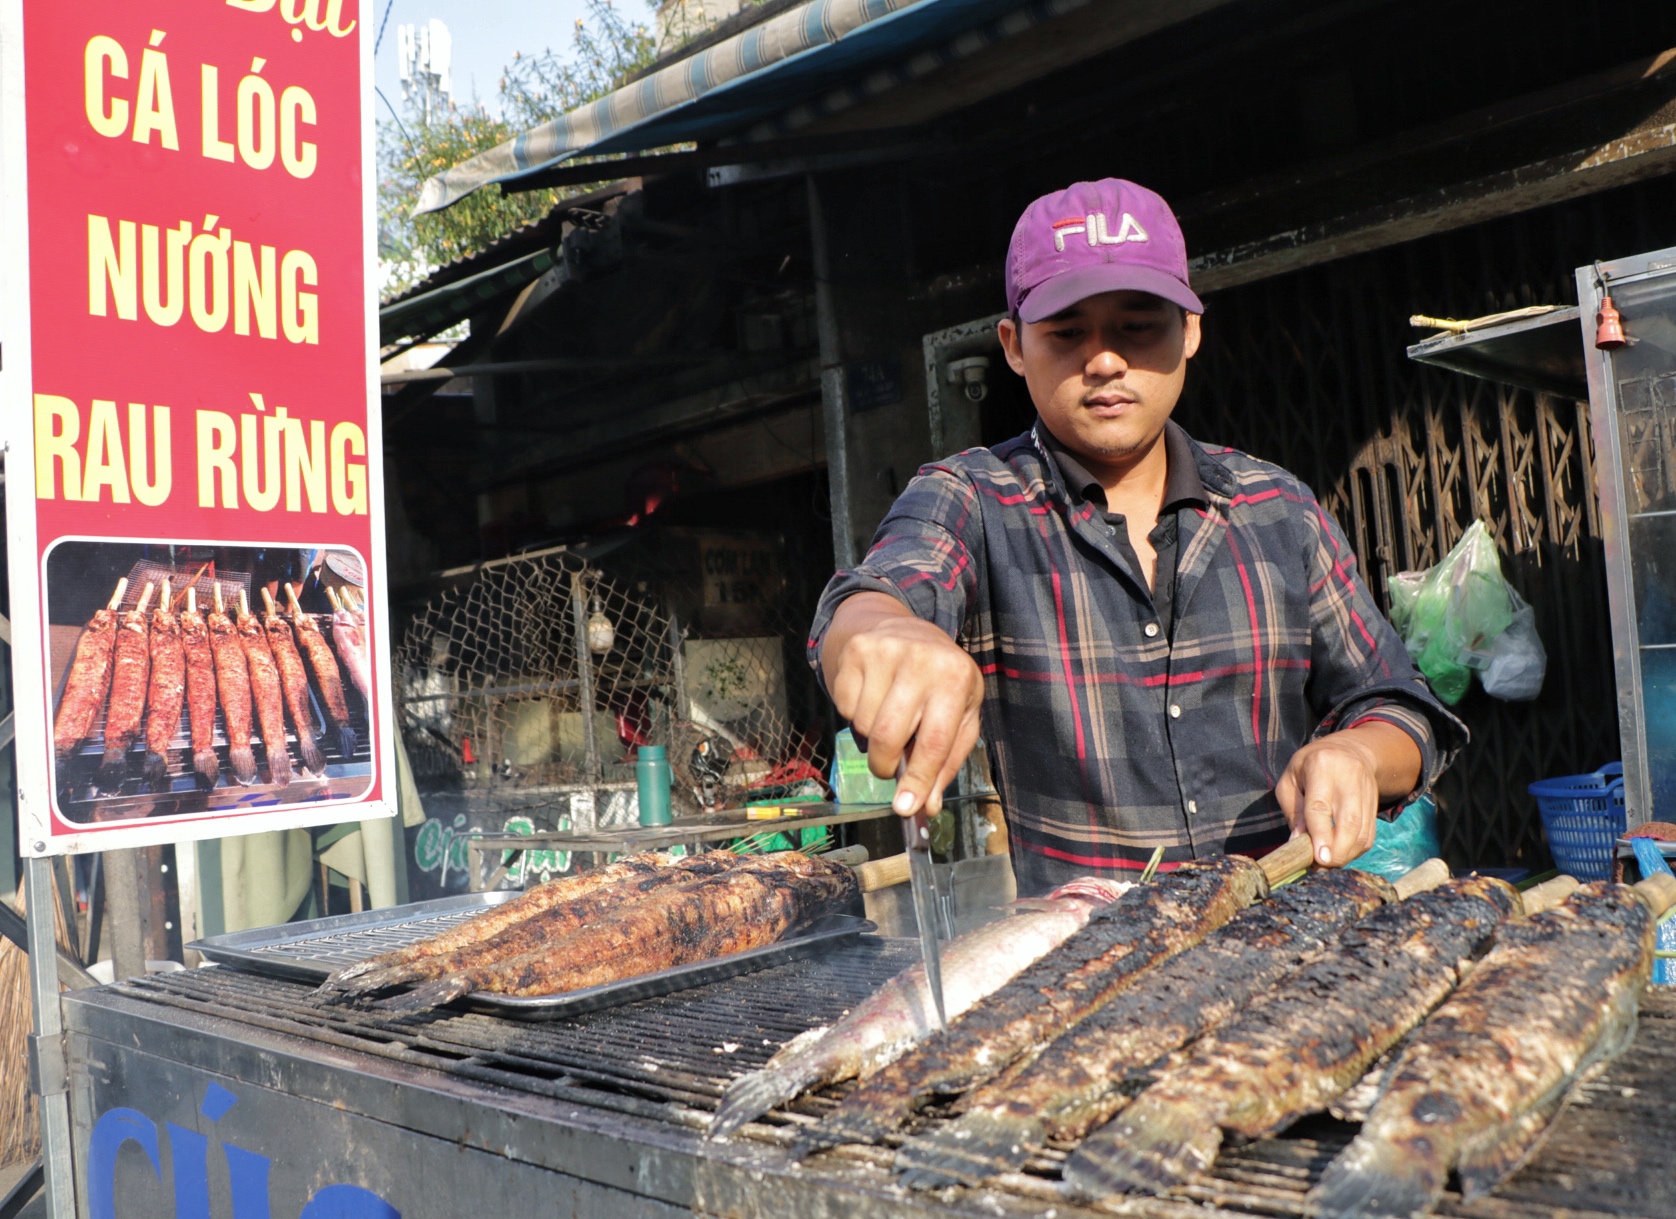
(337, 724, 359, 760)
(380, 976, 473, 1014)
(711, 1063, 824, 1139)
(268, 746, 293, 787)
(1060, 1095, 1222, 1201)
(1309, 1132, 1444, 1219)
(298, 732, 326, 776)
(95, 751, 129, 792)
(229, 746, 259, 786)
(142, 751, 170, 791)
(192, 749, 220, 789)
(895, 1109, 1044, 1189)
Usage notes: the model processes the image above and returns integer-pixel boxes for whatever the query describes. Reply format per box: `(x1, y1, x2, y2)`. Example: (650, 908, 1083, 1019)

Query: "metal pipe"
(25, 856, 75, 1219)
(806, 173, 857, 569)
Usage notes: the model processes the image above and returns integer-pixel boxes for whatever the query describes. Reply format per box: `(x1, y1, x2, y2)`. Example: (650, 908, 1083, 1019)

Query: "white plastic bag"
(1479, 600, 1546, 700)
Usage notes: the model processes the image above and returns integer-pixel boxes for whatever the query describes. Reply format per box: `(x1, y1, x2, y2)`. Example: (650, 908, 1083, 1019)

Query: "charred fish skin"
(1061, 875, 1519, 1203)
(318, 851, 685, 993)
(143, 598, 186, 790)
(208, 607, 259, 786)
(96, 604, 152, 790)
(894, 868, 1397, 1189)
(382, 852, 858, 1014)
(1311, 883, 1654, 1219)
(237, 612, 293, 787)
(792, 855, 1269, 1159)
(179, 606, 220, 788)
(709, 879, 1133, 1141)
(53, 609, 118, 762)
(335, 852, 755, 997)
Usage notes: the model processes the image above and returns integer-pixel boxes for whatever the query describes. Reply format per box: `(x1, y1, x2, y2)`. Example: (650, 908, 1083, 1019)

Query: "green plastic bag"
(1387, 521, 1518, 705)
(1346, 795, 1440, 881)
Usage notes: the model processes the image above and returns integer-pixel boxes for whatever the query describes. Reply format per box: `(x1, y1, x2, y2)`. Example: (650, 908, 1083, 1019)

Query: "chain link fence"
(397, 531, 833, 858)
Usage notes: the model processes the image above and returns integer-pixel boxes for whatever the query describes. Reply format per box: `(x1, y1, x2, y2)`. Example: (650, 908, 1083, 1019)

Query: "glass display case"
(1579, 249, 1676, 825)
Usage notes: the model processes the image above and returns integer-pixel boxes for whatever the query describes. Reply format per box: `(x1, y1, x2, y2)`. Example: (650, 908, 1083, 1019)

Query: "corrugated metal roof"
(416, 0, 1062, 213)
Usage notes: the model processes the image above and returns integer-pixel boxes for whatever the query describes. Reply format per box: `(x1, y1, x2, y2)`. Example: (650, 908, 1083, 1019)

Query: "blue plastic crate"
(1528, 763, 1626, 883)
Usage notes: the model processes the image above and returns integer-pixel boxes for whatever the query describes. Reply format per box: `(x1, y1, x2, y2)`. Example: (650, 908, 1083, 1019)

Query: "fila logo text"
(1051, 211, 1148, 252)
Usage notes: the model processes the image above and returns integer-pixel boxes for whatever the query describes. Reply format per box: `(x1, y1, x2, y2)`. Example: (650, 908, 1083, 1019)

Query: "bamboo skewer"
(107, 577, 128, 611)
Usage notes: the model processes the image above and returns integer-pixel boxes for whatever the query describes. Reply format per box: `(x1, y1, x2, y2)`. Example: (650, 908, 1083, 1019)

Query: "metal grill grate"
(109, 953, 1676, 1218)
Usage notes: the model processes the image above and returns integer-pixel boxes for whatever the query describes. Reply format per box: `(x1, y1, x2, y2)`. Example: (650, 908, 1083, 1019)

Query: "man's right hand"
(821, 591, 985, 818)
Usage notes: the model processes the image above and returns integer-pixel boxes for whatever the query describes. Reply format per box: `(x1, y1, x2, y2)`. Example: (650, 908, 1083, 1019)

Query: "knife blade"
(902, 803, 948, 1030)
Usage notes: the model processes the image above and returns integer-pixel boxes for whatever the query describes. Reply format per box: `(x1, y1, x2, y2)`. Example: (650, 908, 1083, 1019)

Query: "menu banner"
(2, 0, 393, 855)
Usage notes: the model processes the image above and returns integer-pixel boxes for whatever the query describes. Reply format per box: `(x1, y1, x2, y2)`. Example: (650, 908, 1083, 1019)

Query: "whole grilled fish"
(331, 851, 755, 998)
(96, 584, 154, 791)
(793, 854, 1268, 1158)
(236, 604, 293, 787)
(321, 851, 685, 993)
(263, 600, 327, 775)
(288, 584, 356, 759)
(142, 580, 186, 790)
(207, 592, 258, 785)
(1311, 881, 1656, 1219)
(1062, 875, 1520, 1202)
(53, 605, 119, 763)
(382, 852, 859, 1014)
(709, 878, 1135, 1140)
(179, 589, 221, 788)
(331, 591, 374, 704)
(896, 868, 1397, 1188)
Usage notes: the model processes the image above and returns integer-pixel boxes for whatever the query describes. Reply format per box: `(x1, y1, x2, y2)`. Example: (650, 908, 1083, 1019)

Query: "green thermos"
(637, 745, 673, 826)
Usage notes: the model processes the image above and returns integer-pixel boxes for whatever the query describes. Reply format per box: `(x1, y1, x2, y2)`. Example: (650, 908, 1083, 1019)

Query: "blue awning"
(417, 0, 1090, 213)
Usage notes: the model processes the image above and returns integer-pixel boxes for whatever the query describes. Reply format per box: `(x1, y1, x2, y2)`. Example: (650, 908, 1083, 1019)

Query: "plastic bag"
(1385, 520, 1544, 704)
(1346, 795, 1441, 881)
(1480, 601, 1546, 700)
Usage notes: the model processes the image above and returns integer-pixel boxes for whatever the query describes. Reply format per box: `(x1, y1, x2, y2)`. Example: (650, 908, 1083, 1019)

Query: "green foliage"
(377, 0, 661, 300)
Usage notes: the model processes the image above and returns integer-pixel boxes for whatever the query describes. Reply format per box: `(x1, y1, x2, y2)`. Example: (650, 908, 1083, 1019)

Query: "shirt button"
(1169, 704, 1182, 719)
(1187, 799, 1198, 815)
(1144, 623, 1160, 638)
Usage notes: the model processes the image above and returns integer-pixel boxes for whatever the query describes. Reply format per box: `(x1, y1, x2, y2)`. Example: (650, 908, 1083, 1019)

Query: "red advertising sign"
(2, 0, 392, 854)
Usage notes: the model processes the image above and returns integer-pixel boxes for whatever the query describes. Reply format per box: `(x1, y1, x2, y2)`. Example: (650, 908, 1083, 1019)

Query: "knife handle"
(904, 809, 933, 854)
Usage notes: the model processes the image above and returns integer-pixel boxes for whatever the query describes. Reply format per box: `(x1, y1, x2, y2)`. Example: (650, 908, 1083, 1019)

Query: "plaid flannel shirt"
(809, 421, 1466, 895)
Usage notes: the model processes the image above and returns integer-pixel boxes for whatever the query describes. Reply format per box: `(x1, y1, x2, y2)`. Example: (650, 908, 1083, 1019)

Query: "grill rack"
(111, 950, 1676, 1219)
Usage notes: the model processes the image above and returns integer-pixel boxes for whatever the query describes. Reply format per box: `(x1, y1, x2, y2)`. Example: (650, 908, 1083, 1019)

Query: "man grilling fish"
(809, 179, 1465, 896)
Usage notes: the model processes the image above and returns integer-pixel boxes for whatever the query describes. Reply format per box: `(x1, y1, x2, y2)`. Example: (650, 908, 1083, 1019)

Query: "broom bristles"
(0, 878, 76, 1167)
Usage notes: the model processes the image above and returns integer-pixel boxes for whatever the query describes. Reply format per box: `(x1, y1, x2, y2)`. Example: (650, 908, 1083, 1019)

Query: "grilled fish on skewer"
(382, 852, 859, 1014)
(53, 578, 125, 763)
(1061, 875, 1520, 1202)
(709, 878, 1134, 1140)
(894, 866, 1406, 1188)
(328, 586, 373, 703)
(208, 584, 258, 786)
(142, 578, 186, 790)
(1310, 874, 1676, 1219)
(793, 850, 1280, 1159)
(339, 852, 761, 998)
(322, 850, 686, 991)
(262, 588, 326, 775)
(288, 583, 356, 759)
(236, 590, 292, 787)
(96, 582, 155, 791)
(179, 588, 221, 788)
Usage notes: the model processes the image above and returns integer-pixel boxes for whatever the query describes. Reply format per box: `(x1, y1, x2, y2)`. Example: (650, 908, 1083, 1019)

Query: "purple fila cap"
(1005, 179, 1203, 323)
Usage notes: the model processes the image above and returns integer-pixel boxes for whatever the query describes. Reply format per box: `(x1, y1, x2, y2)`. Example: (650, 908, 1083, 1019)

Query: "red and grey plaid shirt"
(809, 421, 1466, 895)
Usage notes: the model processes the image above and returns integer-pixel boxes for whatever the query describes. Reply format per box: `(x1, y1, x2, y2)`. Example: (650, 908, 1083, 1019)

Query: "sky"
(370, 0, 599, 121)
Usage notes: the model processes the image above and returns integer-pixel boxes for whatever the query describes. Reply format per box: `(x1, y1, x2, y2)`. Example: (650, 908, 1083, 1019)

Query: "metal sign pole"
(23, 854, 75, 1219)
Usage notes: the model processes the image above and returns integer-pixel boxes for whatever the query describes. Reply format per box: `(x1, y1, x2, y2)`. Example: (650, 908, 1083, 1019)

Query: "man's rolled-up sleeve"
(1299, 494, 1468, 813)
(806, 465, 986, 690)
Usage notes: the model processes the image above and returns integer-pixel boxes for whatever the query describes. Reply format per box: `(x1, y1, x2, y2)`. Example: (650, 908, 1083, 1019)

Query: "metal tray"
(189, 894, 875, 1021)
(466, 914, 874, 1021)
(188, 891, 523, 982)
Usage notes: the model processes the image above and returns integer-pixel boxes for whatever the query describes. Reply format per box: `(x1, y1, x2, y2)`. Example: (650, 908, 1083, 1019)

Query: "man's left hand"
(1274, 722, 1422, 867)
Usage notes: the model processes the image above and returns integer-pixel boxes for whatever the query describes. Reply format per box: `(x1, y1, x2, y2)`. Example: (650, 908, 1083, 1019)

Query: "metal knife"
(901, 799, 948, 1029)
